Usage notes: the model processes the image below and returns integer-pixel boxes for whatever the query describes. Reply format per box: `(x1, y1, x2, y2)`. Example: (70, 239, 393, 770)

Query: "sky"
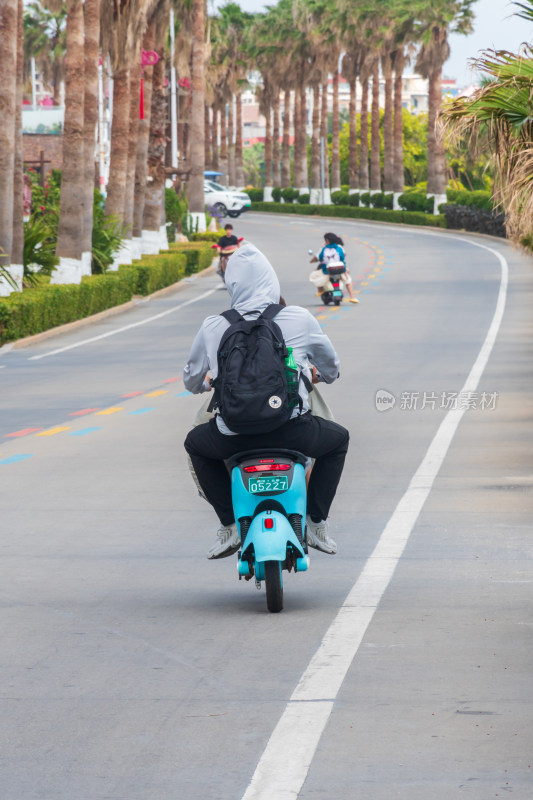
(211, 0, 530, 87)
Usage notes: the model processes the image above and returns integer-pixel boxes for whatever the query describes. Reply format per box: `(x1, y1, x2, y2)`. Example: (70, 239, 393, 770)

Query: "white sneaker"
(207, 523, 240, 560)
(305, 516, 337, 554)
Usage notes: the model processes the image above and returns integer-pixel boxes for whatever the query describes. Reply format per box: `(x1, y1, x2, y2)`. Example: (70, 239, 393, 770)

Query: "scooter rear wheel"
(264, 561, 283, 613)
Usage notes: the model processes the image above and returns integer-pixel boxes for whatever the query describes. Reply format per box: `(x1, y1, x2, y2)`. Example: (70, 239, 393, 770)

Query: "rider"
(183, 242, 350, 559)
(315, 232, 359, 304)
(215, 223, 240, 281)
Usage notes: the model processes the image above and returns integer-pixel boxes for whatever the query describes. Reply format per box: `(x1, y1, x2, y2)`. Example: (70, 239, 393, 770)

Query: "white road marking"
(28, 288, 217, 360)
(240, 238, 509, 800)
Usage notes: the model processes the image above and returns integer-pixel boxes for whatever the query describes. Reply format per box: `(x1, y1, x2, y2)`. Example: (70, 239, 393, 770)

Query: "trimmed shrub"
(360, 192, 372, 207)
(120, 253, 188, 295)
(247, 188, 263, 202)
(370, 192, 394, 210)
(441, 205, 505, 237)
(348, 193, 360, 207)
(331, 190, 350, 206)
(271, 187, 282, 202)
(297, 193, 311, 204)
(446, 188, 493, 211)
(281, 187, 299, 203)
(189, 231, 221, 243)
(398, 192, 434, 213)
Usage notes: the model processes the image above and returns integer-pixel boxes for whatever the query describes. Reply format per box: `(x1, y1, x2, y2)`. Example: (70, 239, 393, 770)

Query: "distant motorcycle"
(308, 250, 345, 306)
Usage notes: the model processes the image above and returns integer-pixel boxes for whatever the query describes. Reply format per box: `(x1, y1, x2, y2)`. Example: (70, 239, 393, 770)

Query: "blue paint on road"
(0, 454, 33, 464)
(68, 427, 103, 435)
(127, 407, 156, 415)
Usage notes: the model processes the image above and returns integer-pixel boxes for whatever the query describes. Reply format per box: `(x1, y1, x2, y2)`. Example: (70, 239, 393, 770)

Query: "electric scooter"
(308, 250, 345, 306)
(228, 448, 310, 613)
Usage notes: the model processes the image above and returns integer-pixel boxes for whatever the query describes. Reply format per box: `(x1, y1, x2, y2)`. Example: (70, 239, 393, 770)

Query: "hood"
(224, 242, 281, 315)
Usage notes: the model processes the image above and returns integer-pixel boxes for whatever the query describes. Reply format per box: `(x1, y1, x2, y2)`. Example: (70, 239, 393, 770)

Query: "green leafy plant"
(23, 215, 58, 285)
(271, 187, 282, 202)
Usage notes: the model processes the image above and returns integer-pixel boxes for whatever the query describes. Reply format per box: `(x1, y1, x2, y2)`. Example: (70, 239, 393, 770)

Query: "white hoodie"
(183, 243, 340, 434)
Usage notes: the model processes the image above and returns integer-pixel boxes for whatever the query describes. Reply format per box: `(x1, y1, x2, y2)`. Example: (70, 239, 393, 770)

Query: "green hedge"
(188, 231, 221, 243)
(250, 201, 446, 228)
(0, 242, 214, 345)
(0, 271, 136, 344)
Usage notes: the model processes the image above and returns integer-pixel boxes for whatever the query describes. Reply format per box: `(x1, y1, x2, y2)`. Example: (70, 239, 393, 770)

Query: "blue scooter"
(227, 448, 311, 612)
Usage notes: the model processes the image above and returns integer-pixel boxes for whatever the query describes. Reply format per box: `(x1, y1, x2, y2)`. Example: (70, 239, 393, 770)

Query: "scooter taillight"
(243, 463, 291, 472)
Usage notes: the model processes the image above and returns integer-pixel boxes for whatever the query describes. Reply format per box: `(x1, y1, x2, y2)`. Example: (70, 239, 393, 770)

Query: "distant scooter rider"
(312, 232, 359, 304)
(183, 243, 350, 559)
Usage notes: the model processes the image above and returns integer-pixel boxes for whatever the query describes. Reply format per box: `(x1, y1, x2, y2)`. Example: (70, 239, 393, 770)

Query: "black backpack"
(209, 304, 298, 434)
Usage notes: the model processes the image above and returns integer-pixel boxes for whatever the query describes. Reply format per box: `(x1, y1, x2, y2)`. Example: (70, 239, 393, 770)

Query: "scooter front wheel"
(264, 561, 283, 613)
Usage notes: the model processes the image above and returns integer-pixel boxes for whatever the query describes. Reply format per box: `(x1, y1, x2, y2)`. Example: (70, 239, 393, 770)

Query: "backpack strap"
(260, 303, 284, 320)
(220, 308, 243, 324)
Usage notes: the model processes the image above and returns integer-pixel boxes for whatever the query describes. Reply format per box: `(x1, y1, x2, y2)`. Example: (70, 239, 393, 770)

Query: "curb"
(0, 261, 218, 354)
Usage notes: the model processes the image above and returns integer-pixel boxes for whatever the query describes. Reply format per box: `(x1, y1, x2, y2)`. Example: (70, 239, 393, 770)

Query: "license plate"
(248, 475, 289, 494)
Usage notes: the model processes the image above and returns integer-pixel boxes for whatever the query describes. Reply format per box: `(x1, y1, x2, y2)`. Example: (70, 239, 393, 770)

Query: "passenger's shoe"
(207, 523, 240, 560)
(349, 297, 360, 304)
(305, 516, 337, 554)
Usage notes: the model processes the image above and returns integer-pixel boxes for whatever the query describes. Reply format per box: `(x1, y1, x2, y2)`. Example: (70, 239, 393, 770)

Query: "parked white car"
(204, 180, 251, 218)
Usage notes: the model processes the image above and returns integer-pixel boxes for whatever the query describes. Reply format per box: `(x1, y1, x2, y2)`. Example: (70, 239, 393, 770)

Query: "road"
(1, 213, 532, 800)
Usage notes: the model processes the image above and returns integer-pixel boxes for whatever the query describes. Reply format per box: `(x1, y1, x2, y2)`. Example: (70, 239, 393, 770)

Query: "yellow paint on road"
(144, 390, 168, 398)
(96, 407, 124, 416)
(316, 314, 327, 320)
(35, 426, 72, 437)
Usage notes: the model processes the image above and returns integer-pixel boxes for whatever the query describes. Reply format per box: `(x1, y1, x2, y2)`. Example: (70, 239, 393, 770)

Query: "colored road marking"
(69, 408, 100, 416)
(128, 407, 156, 415)
(35, 426, 72, 437)
(96, 407, 124, 416)
(68, 427, 102, 436)
(369, 274, 376, 279)
(121, 391, 145, 398)
(163, 377, 181, 383)
(144, 390, 168, 398)
(361, 281, 368, 286)
(316, 314, 327, 320)
(176, 391, 192, 397)
(5, 428, 43, 438)
(0, 454, 33, 465)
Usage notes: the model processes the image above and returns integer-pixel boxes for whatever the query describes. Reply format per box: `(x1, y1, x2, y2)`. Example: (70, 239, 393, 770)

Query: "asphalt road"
(1, 213, 532, 800)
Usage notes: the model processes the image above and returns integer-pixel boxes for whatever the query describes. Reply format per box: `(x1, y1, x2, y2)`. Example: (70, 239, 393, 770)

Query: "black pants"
(184, 413, 349, 526)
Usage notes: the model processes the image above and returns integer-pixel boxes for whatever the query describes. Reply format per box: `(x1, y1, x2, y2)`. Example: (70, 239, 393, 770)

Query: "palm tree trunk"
(427, 67, 446, 198)
(393, 48, 405, 196)
(310, 84, 320, 192)
(0, 0, 17, 280)
(133, 24, 154, 241)
(143, 46, 167, 244)
(235, 91, 244, 186)
(331, 69, 340, 190)
(212, 103, 219, 170)
(320, 79, 330, 190)
(219, 100, 228, 183)
(55, 0, 85, 281)
(272, 93, 280, 187)
(0, 0, 17, 284)
(348, 75, 358, 190)
(281, 90, 291, 188)
(123, 58, 141, 254)
(12, 0, 24, 274)
(264, 104, 272, 189)
(293, 86, 301, 188)
(299, 83, 308, 190)
(358, 75, 369, 189)
(204, 105, 211, 169)
(382, 54, 393, 192)
(81, 0, 100, 270)
(105, 67, 130, 220)
(188, 0, 205, 225)
(227, 96, 235, 185)
(370, 60, 381, 191)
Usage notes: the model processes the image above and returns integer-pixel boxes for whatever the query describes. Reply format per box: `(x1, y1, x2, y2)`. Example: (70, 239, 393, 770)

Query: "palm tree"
(133, 23, 155, 249)
(0, 0, 19, 292)
(414, 0, 475, 210)
(12, 0, 24, 282)
(53, 0, 86, 283)
(23, 2, 66, 106)
(443, 2, 533, 242)
(187, 0, 205, 229)
(80, 0, 100, 270)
